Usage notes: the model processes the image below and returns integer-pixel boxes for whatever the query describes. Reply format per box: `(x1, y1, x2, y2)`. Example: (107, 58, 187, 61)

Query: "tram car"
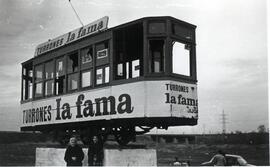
(21, 16, 198, 145)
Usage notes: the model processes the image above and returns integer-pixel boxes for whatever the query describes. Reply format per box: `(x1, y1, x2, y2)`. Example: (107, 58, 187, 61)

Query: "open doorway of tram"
(113, 23, 143, 80)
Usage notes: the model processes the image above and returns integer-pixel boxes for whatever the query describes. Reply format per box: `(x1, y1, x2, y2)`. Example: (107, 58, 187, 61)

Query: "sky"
(0, 0, 268, 134)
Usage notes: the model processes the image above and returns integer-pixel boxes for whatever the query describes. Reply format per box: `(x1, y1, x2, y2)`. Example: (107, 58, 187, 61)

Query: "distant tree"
(235, 130, 242, 134)
(257, 125, 266, 133)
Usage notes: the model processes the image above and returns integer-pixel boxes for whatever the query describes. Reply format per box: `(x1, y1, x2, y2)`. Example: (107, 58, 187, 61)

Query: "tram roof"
(22, 16, 196, 65)
(109, 16, 196, 30)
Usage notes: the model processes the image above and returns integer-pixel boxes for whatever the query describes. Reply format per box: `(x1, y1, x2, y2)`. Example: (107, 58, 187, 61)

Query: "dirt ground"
(153, 143, 269, 166)
(0, 142, 268, 166)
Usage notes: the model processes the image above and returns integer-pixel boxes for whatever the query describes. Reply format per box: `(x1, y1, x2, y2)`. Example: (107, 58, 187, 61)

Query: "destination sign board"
(34, 16, 109, 57)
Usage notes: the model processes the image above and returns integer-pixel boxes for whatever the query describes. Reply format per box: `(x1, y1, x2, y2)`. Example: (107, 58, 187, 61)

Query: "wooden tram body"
(21, 16, 198, 145)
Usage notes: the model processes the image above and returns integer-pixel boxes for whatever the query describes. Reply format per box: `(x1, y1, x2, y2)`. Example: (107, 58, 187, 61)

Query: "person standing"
(64, 137, 84, 166)
(212, 150, 226, 166)
(88, 135, 104, 166)
(172, 157, 181, 166)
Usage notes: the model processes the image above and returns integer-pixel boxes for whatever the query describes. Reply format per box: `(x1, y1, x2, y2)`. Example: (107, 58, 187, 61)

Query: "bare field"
(0, 142, 61, 166)
(0, 142, 268, 166)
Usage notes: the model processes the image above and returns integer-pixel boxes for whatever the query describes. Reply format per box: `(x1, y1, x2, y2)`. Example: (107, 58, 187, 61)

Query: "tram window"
(96, 41, 108, 53)
(56, 76, 65, 95)
(81, 47, 93, 70)
(126, 62, 129, 79)
(67, 52, 79, 73)
(115, 62, 128, 80)
(96, 41, 109, 66)
(68, 73, 78, 91)
(172, 23, 194, 40)
(56, 57, 66, 95)
(23, 68, 26, 76)
(132, 60, 140, 78)
(118, 60, 140, 79)
(56, 57, 65, 77)
(28, 70, 33, 99)
(113, 23, 143, 80)
(34, 64, 43, 82)
(149, 40, 164, 73)
(34, 64, 43, 98)
(172, 42, 190, 76)
(45, 80, 54, 96)
(29, 69, 33, 77)
(96, 66, 110, 85)
(148, 22, 166, 34)
(81, 70, 92, 88)
(34, 82, 43, 98)
(22, 79, 26, 100)
(105, 66, 109, 83)
(28, 80, 33, 99)
(44, 61, 54, 96)
(96, 68, 103, 85)
(22, 65, 33, 100)
(117, 64, 124, 77)
(45, 61, 54, 79)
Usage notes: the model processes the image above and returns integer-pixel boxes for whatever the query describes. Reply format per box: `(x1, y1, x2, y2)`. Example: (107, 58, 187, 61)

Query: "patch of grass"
(0, 142, 268, 166)
(152, 143, 269, 166)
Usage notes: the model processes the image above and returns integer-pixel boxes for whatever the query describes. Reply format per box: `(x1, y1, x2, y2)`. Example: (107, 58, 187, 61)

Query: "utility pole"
(221, 110, 228, 134)
(203, 124, 206, 135)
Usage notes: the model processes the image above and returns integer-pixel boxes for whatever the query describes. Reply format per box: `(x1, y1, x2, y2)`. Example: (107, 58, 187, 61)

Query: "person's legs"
(88, 156, 94, 166)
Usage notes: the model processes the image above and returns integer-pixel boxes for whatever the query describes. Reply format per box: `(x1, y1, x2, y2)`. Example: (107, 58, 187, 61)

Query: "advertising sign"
(34, 16, 109, 57)
(21, 80, 198, 127)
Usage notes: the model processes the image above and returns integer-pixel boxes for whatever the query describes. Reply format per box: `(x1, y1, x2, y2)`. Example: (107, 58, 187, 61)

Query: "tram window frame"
(113, 23, 143, 81)
(81, 69, 93, 88)
(55, 56, 66, 95)
(171, 39, 195, 79)
(148, 39, 165, 73)
(80, 46, 93, 70)
(34, 64, 44, 99)
(44, 60, 55, 97)
(148, 21, 166, 34)
(67, 52, 79, 73)
(22, 64, 33, 101)
(45, 80, 54, 97)
(80, 46, 94, 89)
(171, 40, 193, 77)
(172, 22, 195, 41)
(68, 72, 79, 91)
(67, 51, 79, 92)
(95, 40, 110, 86)
(95, 66, 110, 86)
(96, 41, 109, 67)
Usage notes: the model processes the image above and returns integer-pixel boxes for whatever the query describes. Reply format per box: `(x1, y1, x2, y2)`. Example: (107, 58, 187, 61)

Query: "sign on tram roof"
(34, 16, 109, 57)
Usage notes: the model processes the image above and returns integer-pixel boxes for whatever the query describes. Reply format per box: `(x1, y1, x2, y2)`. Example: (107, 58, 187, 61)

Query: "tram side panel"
(145, 81, 198, 119)
(145, 81, 171, 118)
(20, 84, 145, 129)
(167, 81, 198, 119)
(21, 80, 198, 130)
